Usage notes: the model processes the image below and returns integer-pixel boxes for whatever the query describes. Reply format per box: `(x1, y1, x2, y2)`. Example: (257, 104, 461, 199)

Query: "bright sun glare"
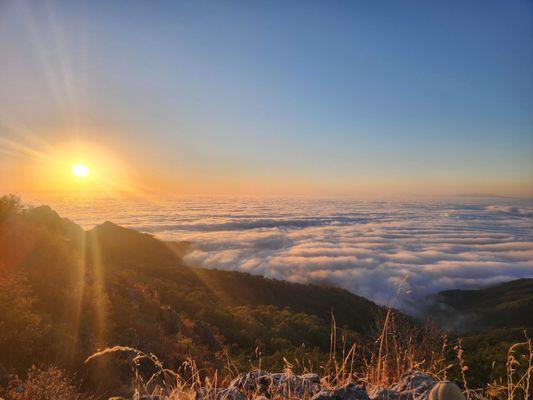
(71, 163, 91, 178)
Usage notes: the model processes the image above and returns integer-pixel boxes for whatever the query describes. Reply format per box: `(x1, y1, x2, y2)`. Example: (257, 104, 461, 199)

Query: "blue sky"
(1, 0, 532, 196)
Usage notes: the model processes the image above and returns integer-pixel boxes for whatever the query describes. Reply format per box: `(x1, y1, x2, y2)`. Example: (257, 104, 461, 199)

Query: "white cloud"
(47, 196, 533, 312)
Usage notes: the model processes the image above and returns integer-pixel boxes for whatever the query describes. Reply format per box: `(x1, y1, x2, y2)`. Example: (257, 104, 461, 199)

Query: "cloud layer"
(45, 196, 533, 312)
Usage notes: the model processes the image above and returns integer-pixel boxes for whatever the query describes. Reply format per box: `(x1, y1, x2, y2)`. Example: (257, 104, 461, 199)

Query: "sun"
(71, 163, 91, 178)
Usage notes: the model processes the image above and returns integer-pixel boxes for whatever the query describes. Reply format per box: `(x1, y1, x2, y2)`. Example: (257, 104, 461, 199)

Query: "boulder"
(301, 373, 322, 385)
(396, 371, 435, 400)
(428, 381, 465, 400)
(369, 387, 399, 400)
(228, 370, 271, 393)
(196, 387, 245, 400)
(370, 371, 437, 400)
(229, 370, 321, 397)
(311, 383, 369, 400)
(268, 372, 321, 397)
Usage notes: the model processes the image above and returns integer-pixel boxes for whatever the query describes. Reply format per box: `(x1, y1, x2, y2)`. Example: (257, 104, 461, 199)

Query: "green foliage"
(457, 329, 533, 387)
(430, 281, 533, 387)
(432, 280, 533, 334)
(0, 273, 49, 370)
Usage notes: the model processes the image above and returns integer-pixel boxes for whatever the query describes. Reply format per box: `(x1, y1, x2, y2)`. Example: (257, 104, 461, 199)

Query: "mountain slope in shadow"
(429, 279, 533, 334)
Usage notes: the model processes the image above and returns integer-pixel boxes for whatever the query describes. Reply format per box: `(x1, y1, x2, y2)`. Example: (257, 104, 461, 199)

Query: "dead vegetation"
(77, 311, 532, 400)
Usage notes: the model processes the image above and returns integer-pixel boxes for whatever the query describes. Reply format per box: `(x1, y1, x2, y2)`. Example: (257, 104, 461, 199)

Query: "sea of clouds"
(41, 196, 533, 312)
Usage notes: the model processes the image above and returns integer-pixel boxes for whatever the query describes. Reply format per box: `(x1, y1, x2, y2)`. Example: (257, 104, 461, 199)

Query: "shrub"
(5, 366, 88, 400)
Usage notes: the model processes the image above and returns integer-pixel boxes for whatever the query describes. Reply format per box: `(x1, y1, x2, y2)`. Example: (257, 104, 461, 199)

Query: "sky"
(1, 0, 532, 197)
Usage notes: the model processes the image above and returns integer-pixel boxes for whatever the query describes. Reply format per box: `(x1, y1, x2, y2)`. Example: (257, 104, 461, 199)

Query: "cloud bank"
(46, 196, 533, 312)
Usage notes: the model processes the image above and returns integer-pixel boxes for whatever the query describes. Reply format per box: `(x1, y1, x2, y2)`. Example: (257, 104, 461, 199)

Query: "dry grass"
(363, 308, 450, 388)
(80, 309, 532, 400)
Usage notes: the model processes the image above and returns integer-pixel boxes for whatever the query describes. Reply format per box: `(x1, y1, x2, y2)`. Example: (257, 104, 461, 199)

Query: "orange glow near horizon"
(1, 132, 532, 199)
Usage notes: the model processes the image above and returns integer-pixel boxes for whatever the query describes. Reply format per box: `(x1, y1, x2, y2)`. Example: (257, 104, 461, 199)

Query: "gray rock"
(301, 373, 321, 385)
(369, 387, 399, 400)
(391, 371, 436, 400)
(269, 372, 321, 397)
(311, 383, 369, 400)
(229, 370, 321, 397)
(229, 370, 271, 393)
(196, 387, 245, 400)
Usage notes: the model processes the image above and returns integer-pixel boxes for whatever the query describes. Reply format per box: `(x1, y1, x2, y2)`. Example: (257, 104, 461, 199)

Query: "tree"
(0, 194, 24, 222)
(0, 273, 49, 371)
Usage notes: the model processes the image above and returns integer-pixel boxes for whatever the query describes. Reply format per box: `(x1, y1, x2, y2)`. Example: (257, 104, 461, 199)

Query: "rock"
(428, 381, 465, 400)
(301, 373, 321, 385)
(196, 387, 245, 400)
(390, 371, 436, 400)
(229, 370, 321, 397)
(268, 372, 321, 397)
(311, 383, 369, 400)
(369, 387, 399, 400)
(229, 370, 271, 393)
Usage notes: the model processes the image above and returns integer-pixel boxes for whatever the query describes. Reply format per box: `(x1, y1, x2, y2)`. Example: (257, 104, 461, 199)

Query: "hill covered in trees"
(427, 279, 533, 386)
(431, 279, 533, 334)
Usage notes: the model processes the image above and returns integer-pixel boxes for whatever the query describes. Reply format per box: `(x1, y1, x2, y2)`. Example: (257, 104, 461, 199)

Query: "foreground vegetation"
(2, 312, 531, 400)
(0, 195, 531, 399)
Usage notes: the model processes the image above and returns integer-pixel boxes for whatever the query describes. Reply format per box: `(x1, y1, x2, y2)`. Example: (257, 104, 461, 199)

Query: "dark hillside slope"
(428, 279, 533, 385)
(430, 279, 533, 333)
(85, 220, 380, 331)
(87, 221, 190, 267)
(190, 268, 380, 330)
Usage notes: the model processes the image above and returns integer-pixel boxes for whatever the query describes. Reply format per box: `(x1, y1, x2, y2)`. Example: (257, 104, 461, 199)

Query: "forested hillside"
(432, 279, 533, 333)
(429, 280, 533, 385)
